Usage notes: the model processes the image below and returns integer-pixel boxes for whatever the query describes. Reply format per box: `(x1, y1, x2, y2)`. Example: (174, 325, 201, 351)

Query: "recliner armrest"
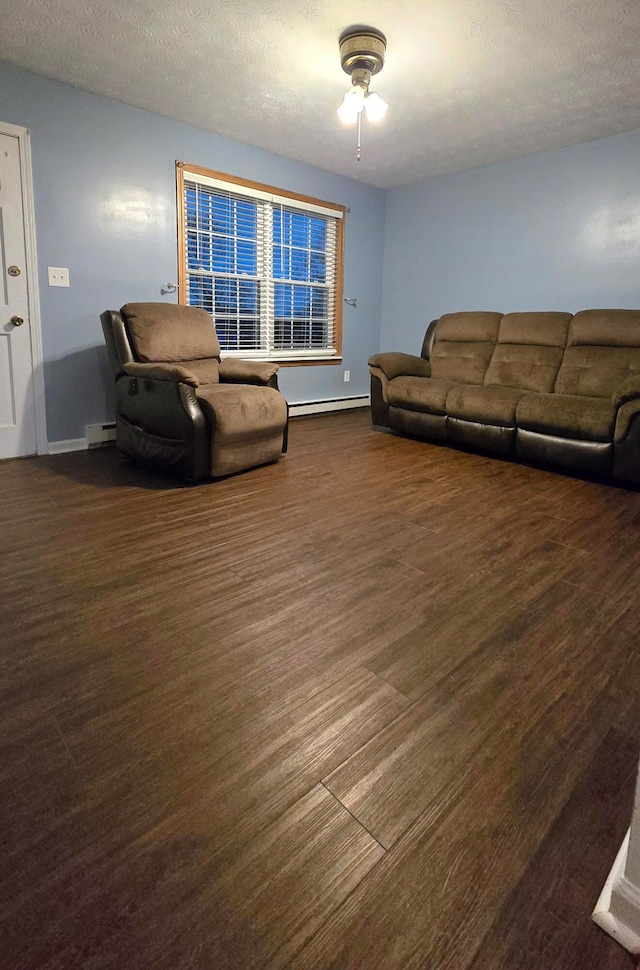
(123, 361, 199, 386)
(219, 358, 280, 386)
(368, 352, 431, 381)
(613, 375, 640, 409)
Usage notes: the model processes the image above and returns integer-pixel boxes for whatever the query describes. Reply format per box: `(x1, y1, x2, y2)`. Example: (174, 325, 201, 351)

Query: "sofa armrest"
(368, 352, 431, 381)
(219, 358, 280, 386)
(123, 361, 199, 387)
(613, 375, 640, 409)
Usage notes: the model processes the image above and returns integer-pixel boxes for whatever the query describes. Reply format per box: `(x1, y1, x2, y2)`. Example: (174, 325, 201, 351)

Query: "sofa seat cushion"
(516, 392, 616, 442)
(446, 384, 527, 427)
(387, 376, 458, 415)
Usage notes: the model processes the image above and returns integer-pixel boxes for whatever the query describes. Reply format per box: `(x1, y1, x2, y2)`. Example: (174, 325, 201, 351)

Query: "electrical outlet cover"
(48, 266, 70, 287)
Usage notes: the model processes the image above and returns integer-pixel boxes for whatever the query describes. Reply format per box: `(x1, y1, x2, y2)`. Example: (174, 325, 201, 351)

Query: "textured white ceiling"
(1, 0, 640, 188)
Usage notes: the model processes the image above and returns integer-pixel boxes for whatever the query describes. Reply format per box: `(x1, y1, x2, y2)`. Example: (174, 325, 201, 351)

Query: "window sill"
(220, 355, 343, 367)
(278, 357, 343, 367)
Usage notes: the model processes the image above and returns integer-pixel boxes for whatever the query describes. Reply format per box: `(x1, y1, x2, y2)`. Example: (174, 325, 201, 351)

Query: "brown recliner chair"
(101, 302, 288, 480)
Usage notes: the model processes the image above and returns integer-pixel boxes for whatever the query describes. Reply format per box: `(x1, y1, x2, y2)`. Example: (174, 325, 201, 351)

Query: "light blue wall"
(4, 56, 640, 441)
(0, 60, 385, 441)
(381, 130, 640, 352)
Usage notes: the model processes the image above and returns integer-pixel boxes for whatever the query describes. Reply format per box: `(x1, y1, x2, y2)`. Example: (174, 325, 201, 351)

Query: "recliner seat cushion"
(196, 384, 287, 440)
(121, 302, 221, 363)
(387, 376, 458, 415)
(429, 311, 502, 384)
(516, 392, 616, 442)
(196, 383, 288, 478)
(446, 384, 526, 427)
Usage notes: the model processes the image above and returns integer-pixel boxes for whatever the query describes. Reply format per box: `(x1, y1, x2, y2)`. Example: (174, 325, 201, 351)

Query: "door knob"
(10, 315, 24, 326)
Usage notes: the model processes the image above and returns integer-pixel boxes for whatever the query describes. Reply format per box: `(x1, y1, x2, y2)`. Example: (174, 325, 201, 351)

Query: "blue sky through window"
(185, 181, 332, 352)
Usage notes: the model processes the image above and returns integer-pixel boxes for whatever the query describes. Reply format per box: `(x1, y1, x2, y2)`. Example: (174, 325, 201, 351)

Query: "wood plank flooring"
(1, 408, 639, 969)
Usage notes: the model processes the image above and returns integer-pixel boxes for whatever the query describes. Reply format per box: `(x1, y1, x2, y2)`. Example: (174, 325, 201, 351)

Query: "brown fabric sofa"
(101, 302, 288, 480)
(368, 309, 640, 483)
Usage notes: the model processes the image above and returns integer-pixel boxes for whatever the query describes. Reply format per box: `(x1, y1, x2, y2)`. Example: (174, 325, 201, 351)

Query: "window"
(177, 163, 345, 363)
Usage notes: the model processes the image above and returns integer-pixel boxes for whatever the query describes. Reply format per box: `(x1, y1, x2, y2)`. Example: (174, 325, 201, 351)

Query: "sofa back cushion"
(555, 310, 640, 398)
(484, 312, 571, 393)
(121, 302, 221, 363)
(429, 312, 502, 385)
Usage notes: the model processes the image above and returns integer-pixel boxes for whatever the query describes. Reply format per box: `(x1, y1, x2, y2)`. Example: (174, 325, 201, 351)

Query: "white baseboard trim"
(289, 395, 370, 417)
(593, 830, 640, 954)
(48, 437, 88, 455)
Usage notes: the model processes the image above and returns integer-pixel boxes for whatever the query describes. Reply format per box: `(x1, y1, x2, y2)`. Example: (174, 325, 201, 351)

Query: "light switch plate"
(48, 266, 69, 287)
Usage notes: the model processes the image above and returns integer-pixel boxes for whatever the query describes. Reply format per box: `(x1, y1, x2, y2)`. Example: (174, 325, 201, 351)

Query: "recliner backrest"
(120, 302, 222, 385)
(429, 312, 502, 385)
(121, 302, 221, 362)
(484, 312, 571, 393)
(555, 310, 640, 398)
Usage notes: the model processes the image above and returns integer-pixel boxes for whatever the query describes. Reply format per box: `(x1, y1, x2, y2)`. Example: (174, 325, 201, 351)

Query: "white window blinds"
(178, 164, 345, 361)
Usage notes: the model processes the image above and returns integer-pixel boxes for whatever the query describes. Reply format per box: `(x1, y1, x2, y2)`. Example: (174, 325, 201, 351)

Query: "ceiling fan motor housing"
(339, 27, 387, 87)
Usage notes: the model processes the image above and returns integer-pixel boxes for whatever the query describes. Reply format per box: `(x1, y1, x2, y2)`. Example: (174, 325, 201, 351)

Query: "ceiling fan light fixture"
(337, 86, 366, 124)
(337, 26, 388, 159)
(364, 91, 389, 123)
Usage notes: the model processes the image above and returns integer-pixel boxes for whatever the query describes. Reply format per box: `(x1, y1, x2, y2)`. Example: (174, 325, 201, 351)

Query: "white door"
(0, 131, 37, 459)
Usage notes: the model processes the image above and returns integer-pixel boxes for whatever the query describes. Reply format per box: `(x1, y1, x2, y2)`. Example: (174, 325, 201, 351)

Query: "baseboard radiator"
(289, 395, 370, 417)
(86, 422, 117, 448)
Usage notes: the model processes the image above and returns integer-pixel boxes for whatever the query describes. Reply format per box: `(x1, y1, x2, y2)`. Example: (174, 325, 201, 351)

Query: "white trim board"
(289, 395, 369, 417)
(48, 438, 87, 455)
(593, 831, 640, 954)
(0, 121, 48, 455)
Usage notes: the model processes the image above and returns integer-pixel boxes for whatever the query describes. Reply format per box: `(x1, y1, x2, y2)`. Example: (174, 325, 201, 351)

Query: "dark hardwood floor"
(1, 408, 639, 969)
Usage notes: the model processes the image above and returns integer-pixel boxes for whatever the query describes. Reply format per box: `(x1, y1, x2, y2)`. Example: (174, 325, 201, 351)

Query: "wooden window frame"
(176, 161, 345, 365)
